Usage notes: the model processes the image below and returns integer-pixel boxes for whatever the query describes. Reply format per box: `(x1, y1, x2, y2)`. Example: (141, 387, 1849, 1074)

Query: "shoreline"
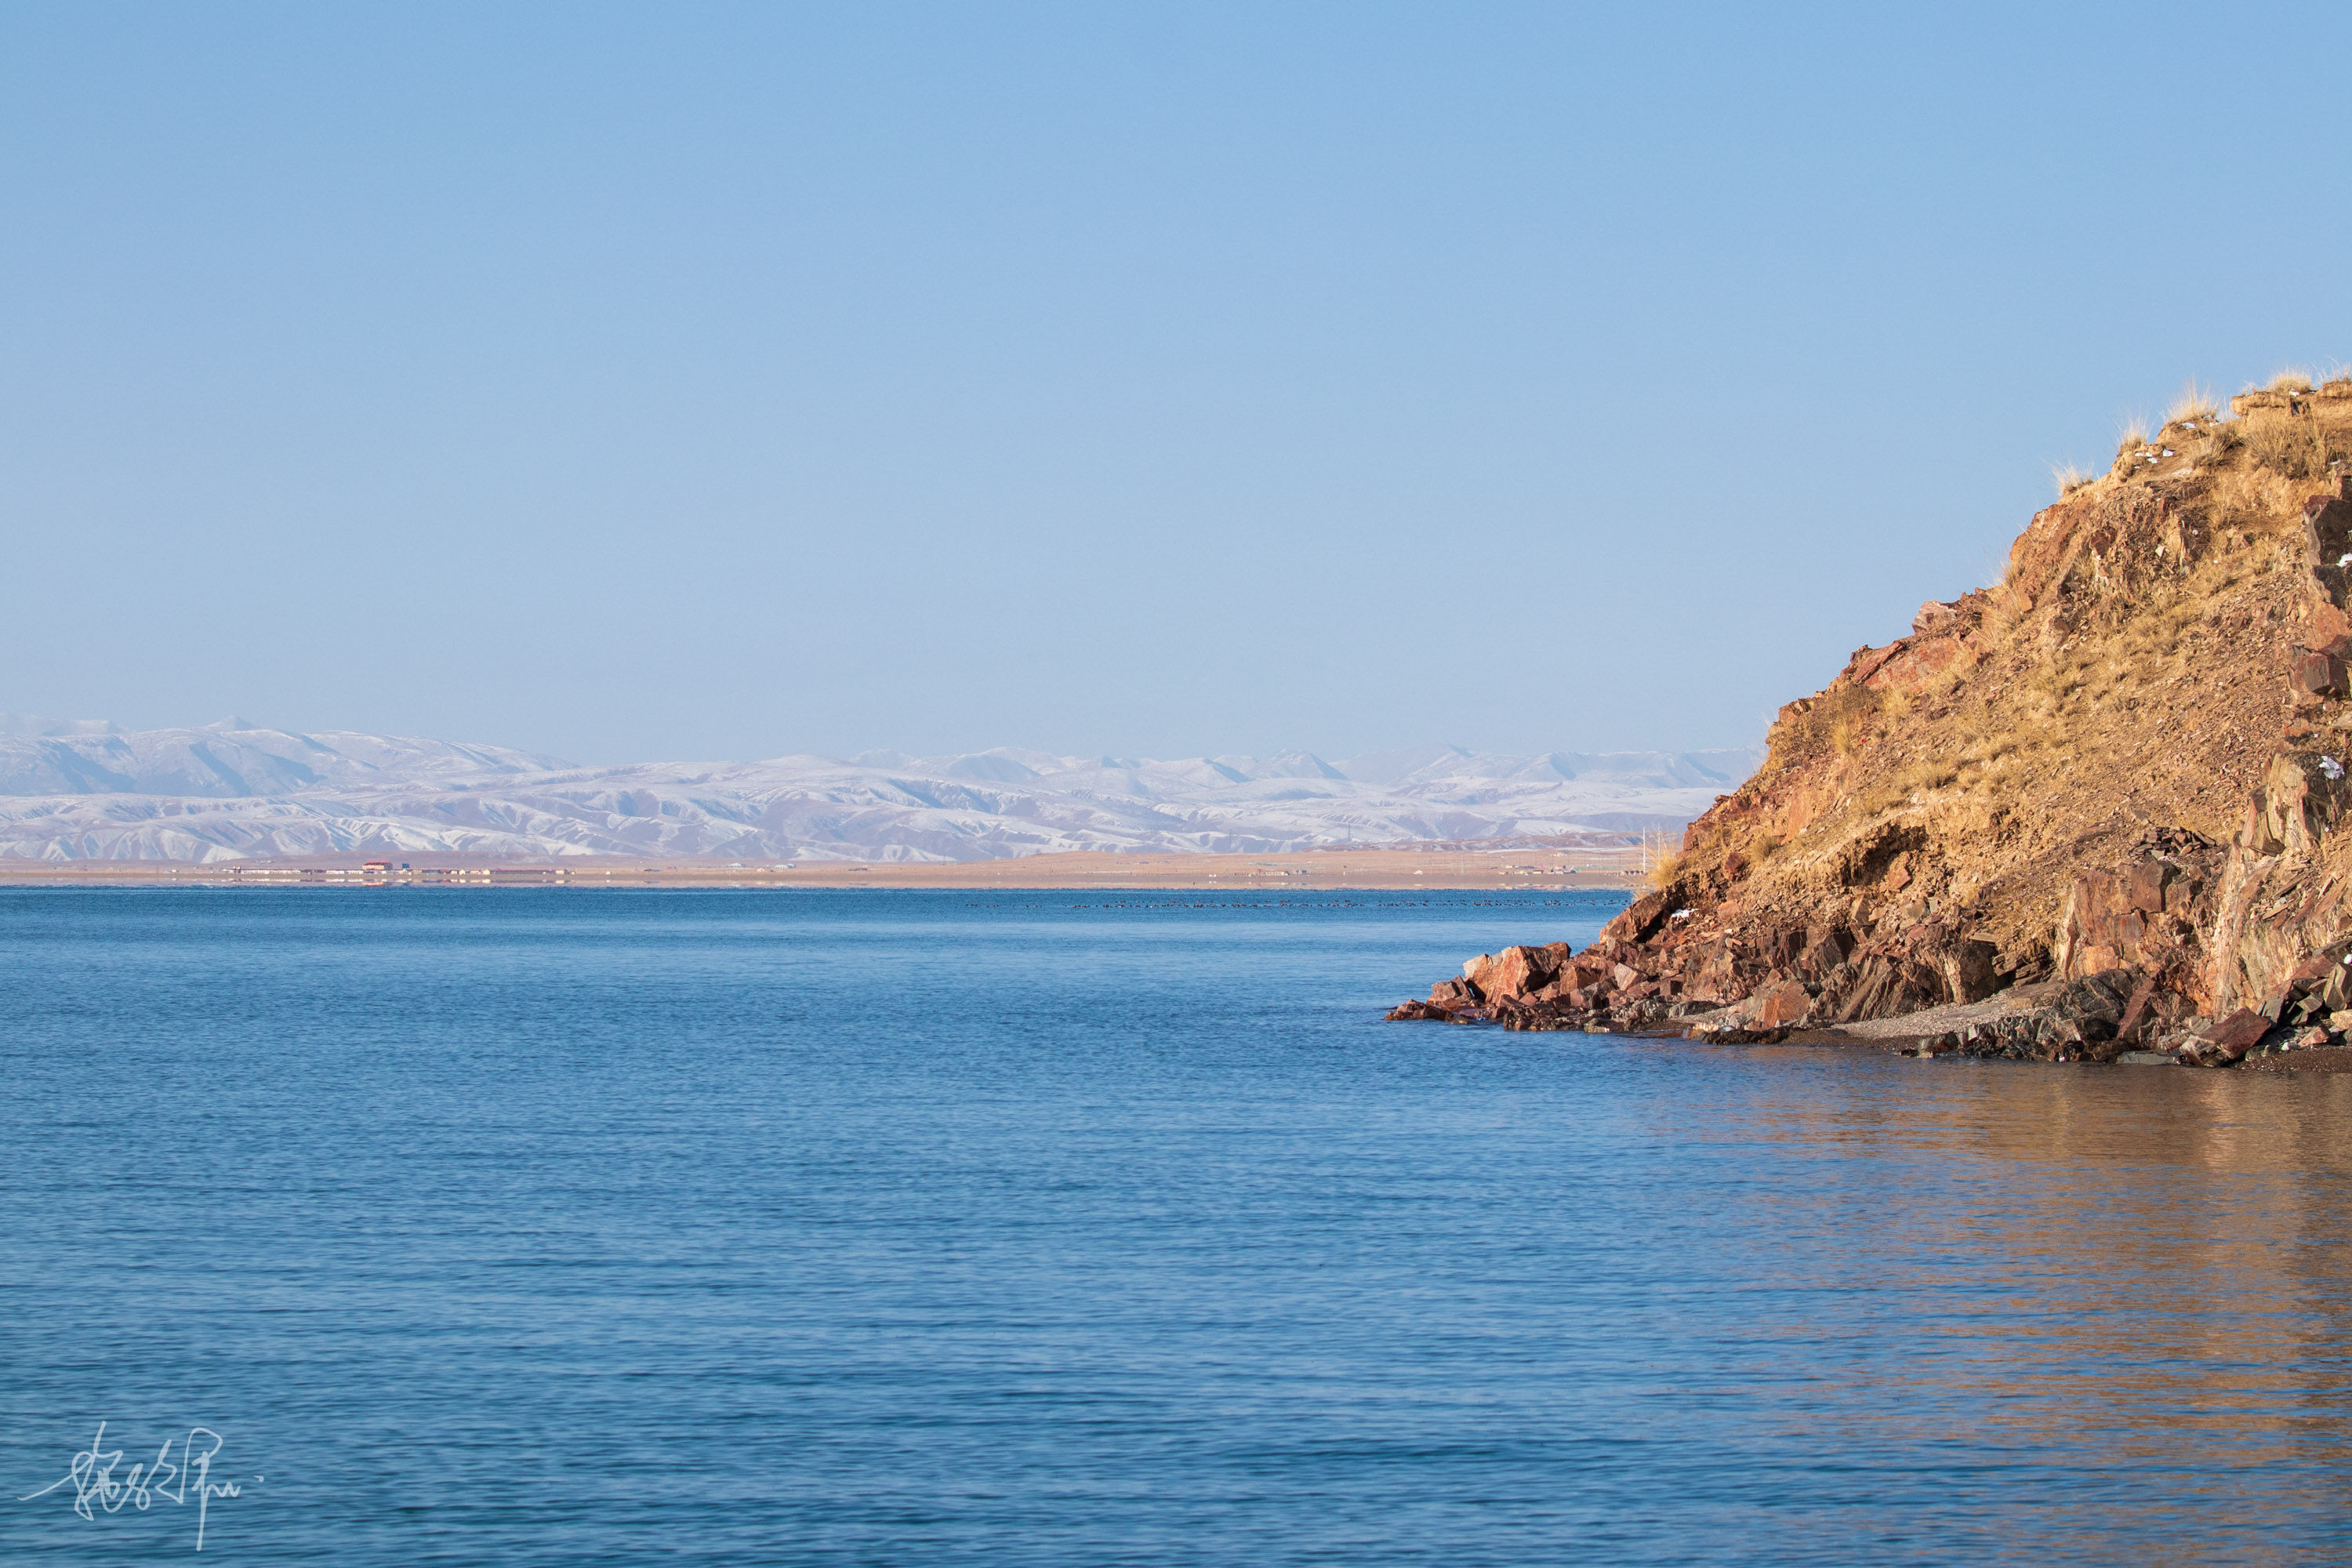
(0, 841, 1655, 892)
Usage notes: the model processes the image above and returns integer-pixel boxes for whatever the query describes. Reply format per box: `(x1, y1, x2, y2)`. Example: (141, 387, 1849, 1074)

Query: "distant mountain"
(0, 719, 1762, 862)
(0, 718, 568, 798)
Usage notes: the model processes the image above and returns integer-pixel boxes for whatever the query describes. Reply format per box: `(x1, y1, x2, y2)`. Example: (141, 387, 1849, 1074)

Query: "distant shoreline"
(0, 843, 1655, 892)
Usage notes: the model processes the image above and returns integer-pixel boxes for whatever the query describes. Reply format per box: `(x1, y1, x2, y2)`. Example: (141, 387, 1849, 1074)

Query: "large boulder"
(1428, 977, 1483, 1010)
(2244, 750, 2352, 858)
(1831, 956, 1947, 1022)
(1463, 943, 1571, 1005)
(1599, 891, 1676, 946)
(1751, 978, 1813, 1029)
(2180, 1007, 2270, 1065)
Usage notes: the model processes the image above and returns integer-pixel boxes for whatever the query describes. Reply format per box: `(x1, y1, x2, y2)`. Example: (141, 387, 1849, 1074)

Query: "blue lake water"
(5, 887, 2352, 1564)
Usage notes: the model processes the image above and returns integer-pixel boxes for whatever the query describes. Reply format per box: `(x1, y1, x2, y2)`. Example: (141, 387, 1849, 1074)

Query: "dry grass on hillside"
(1695, 381, 2352, 956)
(2165, 382, 2220, 424)
(2052, 462, 2094, 499)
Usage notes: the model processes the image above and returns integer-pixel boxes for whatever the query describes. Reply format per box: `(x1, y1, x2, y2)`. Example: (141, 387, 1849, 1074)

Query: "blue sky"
(4, 3, 2348, 764)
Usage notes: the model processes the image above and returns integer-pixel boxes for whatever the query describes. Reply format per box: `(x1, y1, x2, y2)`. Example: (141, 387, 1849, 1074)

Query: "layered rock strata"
(1391, 380, 2352, 1065)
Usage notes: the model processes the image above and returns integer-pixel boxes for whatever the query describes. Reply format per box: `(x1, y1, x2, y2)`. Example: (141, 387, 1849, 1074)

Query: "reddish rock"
(2114, 971, 2158, 1040)
(2244, 750, 2352, 858)
(2314, 961, 2352, 1014)
(2057, 859, 2208, 983)
(1798, 929, 1849, 978)
(1599, 891, 1675, 946)
(1566, 956, 1613, 991)
(1912, 599, 1959, 635)
(2290, 652, 2347, 706)
(1752, 979, 1813, 1029)
(1832, 956, 1947, 1022)
(1473, 944, 1566, 1004)
(1916, 930, 2002, 1004)
(2198, 1008, 2271, 1062)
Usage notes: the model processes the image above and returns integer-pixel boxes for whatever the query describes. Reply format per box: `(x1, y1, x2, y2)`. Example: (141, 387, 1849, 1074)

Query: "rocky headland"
(1391, 375, 2352, 1069)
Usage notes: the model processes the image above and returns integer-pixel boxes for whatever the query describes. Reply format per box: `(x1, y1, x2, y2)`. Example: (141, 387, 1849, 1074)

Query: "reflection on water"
(1646, 1050, 2352, 1560)
(3, 890, 2349, 1565)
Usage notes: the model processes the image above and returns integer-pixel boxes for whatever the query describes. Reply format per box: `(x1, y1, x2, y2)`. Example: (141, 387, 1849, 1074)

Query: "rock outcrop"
(1390, 377, 2352, 1065)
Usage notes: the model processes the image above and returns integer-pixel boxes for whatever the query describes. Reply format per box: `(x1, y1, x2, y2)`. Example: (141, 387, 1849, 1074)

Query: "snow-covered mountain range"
(0, 717, 1762, 862)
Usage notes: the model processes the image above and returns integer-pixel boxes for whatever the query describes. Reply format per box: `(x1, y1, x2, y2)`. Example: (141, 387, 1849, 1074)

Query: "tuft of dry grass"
(2243, 409, 2336, 481)
(1780, 682, 1881, 764)
(2270, 368, 2317, 394)
(2111, 418, 2155, 478)
(2209, 455, 2301, 525)
(2165, 381, 2220, 424)
(1643, 843, 1682, 891)
(2053, 462, 2094, 498)
(1895, 760, 1958, 797)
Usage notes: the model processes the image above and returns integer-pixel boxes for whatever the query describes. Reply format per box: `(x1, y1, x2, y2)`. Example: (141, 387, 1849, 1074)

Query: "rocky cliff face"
(1392, 378, 2352, 1065)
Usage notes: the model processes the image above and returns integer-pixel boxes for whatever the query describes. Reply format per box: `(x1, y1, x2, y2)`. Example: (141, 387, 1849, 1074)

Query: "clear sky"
(4, 3, 2349, 765)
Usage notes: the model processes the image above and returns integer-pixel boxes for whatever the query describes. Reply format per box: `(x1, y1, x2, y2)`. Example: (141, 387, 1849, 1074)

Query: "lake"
(5, 887, 2350, 1563)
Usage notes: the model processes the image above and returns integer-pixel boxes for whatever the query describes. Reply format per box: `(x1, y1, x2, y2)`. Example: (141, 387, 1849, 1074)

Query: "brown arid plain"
(0, 834, 1655, 891)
